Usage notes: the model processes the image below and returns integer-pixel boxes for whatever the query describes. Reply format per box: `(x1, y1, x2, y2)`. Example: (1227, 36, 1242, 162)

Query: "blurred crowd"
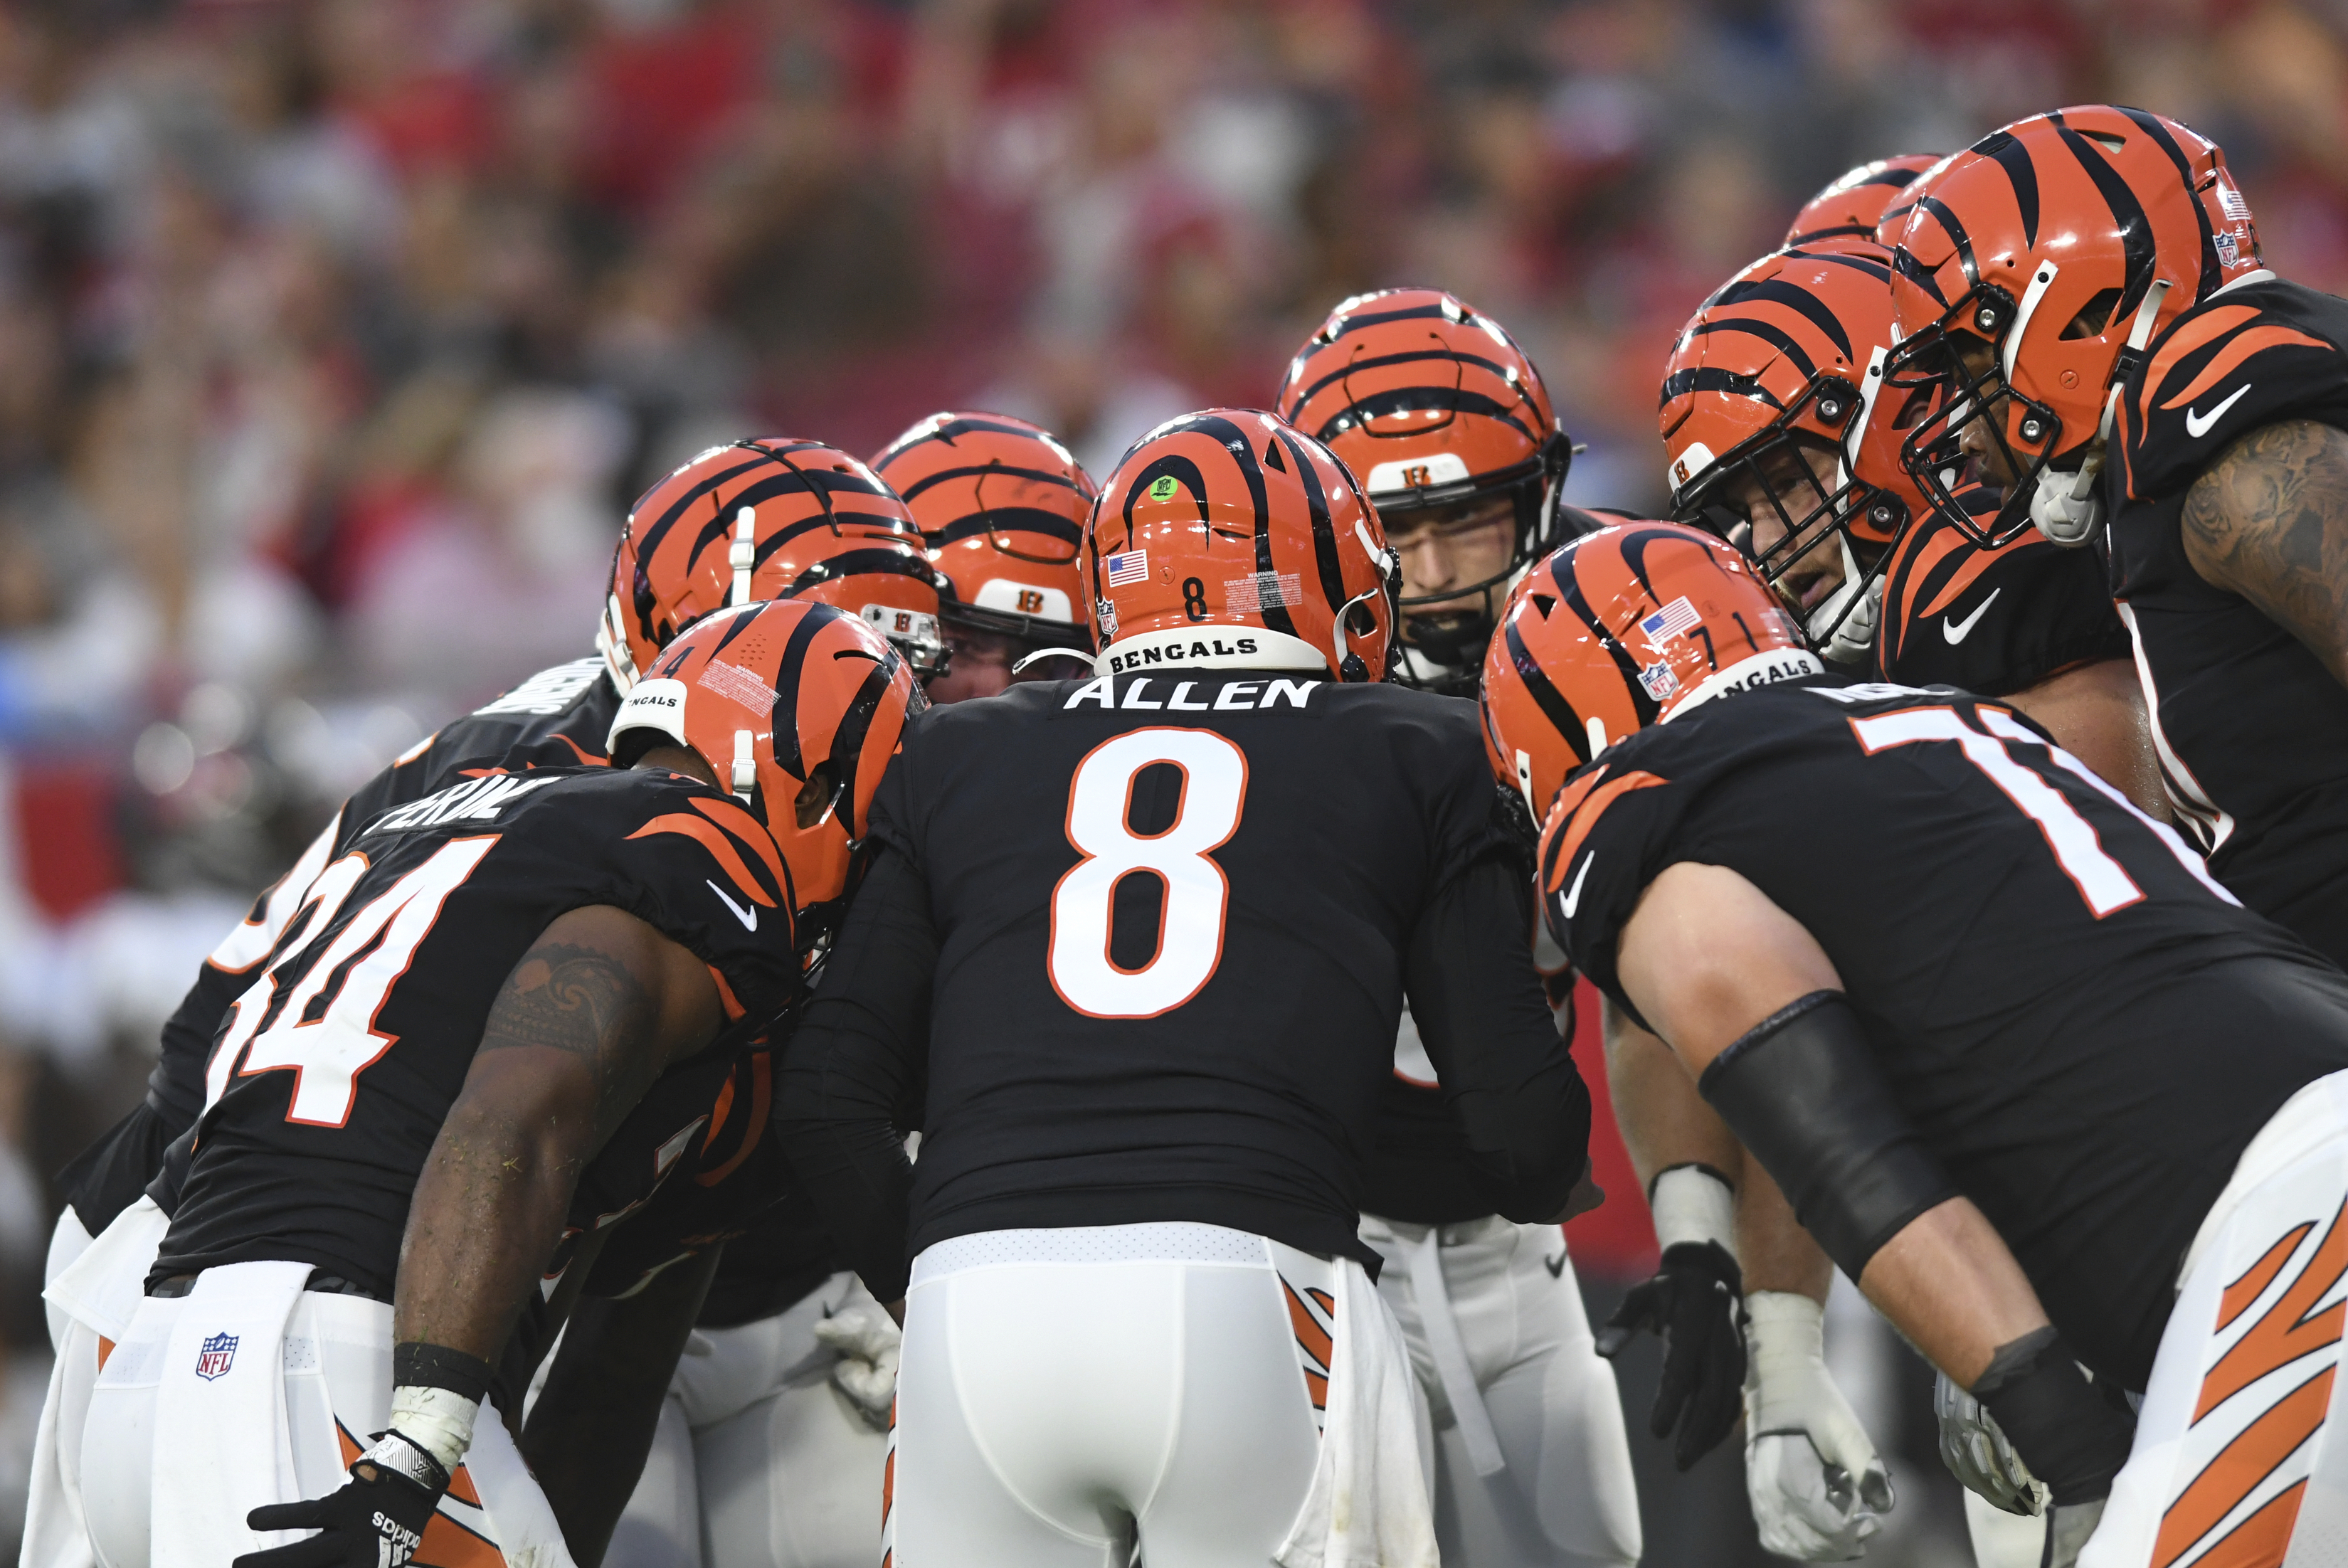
(0, 0, 2343, 1558)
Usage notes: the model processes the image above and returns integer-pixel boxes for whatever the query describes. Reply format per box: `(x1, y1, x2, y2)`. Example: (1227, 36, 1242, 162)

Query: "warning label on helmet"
(1223, 571, 1303, 613)
(697, 659, 781, 711)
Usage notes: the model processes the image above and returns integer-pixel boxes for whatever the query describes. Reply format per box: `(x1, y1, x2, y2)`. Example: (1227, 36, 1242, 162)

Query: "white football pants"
(1358, 1213, 1642, 1567)
(80, 1264, 572, 1568)
(2080, 1069, 2348, 1567)
(888, 1223, 1335, 1568)
(602, 1271, 891, 1568)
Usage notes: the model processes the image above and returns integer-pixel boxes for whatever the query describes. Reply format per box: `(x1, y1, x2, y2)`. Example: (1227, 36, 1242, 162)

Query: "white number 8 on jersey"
(1048, 727, 1248, 1018)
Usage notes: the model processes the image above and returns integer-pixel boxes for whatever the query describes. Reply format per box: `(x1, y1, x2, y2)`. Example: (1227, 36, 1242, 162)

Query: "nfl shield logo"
(196, 1332, 238, 1380)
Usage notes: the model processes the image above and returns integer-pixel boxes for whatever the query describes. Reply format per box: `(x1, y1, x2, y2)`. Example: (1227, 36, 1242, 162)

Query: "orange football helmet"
(1275, 288, 1570, 688)
(599, 438, 948, 692)
(871, 410, 1096, 671)
(1661, 241, 1937, 649)
(1784, 154, 1944, 251)
(1086, 408, 1397, 682)
(1480, 523, 1813, 821)
(607, 597, 923, 953)
(1883, 107, 2263, 547)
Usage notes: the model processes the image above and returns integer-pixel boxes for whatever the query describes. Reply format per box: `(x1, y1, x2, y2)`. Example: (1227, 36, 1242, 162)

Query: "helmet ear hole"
(2061, 287, 2124, 341)
(1345, 600, 1377, 637)
(795, 762, 839, 830)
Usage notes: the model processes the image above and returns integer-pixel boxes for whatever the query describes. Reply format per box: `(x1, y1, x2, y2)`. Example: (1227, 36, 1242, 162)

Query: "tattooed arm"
(2181, 419, 2348, 687)
(393, 902, 723, 1370)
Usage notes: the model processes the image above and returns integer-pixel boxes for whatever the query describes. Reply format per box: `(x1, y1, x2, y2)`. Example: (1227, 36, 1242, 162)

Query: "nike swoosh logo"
(1544, 1251, 1567, 1278)
(1560, 852, 1594, 918)
(2185, 383, 2251, 439)
(707, 879, 758, 931)
(1942, 586, 2001, 645)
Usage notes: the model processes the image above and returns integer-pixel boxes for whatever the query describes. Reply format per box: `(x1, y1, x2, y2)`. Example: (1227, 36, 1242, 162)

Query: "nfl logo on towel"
(1103, 550, 1148, 588)
(1639, 595, 1701, 642)
(196, 1332, 238, 1380)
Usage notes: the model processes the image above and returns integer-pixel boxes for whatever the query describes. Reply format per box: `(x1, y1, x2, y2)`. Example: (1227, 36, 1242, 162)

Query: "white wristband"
(388, 1384, 480, 1474)
(1743, 1290, 1826, 1369)
(1649, 1165, 1737, 1257)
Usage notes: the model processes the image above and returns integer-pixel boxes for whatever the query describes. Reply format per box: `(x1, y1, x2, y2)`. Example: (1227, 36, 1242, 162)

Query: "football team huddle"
(21, 98, 2348, 1568)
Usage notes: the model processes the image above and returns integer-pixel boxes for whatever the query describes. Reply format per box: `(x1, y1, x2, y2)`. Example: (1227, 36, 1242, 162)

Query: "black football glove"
(1595, 1238, 1747, 1470)
(236, 1431, 446, 1568)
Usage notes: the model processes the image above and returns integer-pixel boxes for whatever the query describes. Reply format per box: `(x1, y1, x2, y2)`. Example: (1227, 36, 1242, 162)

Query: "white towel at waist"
(1274, 1253, 1437, 1568)
(46, 1195, 169, 1342)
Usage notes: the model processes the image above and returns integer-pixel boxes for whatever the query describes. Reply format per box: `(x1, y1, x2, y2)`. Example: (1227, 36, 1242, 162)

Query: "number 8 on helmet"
(1084, 408, 1400, 684)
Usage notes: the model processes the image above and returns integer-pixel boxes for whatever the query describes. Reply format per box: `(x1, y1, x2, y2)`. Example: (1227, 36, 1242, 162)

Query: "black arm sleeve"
(774, 844, 936, 1303)
(1698, 990, 1957, 1280)
(1404, 848, 1591, 1222)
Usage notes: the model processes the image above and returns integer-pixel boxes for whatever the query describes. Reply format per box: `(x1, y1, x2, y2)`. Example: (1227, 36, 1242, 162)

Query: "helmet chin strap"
(731, 729, 756, 801)
(1009, 647, 1093, 674)
(729, 507, 757, 605)
(2031, 278, 2172, 549)
(1837, 346, 1892, 490)
(1805, 534, 1866, 646)
(1330, 586, 1383, 681)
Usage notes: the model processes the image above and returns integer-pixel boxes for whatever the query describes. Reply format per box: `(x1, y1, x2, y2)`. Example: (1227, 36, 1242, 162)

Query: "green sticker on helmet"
(1147, 475, 1180, 501)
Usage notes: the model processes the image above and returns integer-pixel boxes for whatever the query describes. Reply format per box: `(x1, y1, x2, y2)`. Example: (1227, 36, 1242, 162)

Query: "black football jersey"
(58, 657, 620, 1234)
(1872, 487, 2127, 694)
(1545, 676, 2348, 1389)
(153, 763, 801, 1300)
(2105, 276, 2348, 965)
(871, 669, 1538, 1272)
(566, 1029, 840, 1323)
(1365, 921, 1576, 1226)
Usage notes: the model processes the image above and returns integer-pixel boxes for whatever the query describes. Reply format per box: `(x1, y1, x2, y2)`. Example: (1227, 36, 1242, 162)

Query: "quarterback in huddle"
(24, 85, 2348, 1568)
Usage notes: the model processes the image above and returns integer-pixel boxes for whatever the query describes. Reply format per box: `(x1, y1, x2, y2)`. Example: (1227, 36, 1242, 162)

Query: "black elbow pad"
(1698, 991, 1955, 1280)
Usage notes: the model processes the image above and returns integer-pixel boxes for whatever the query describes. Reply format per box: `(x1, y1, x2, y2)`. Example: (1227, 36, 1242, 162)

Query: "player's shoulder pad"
(581, 767, 790, 908)
(1533, 677, 1867, 896)
(1535, 751, 1670, 911)
(2120, 279, 2348, 502)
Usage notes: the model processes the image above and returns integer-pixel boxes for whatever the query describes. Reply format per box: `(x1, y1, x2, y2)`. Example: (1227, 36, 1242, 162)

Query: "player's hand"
(236, 1439, 444, 1568)
(815, 1308, 901, 1430)
(1743, 1292, 1894, 1559)
(1934, 1370, 2041, 1516)
(1595, 1238, 1745, 1470)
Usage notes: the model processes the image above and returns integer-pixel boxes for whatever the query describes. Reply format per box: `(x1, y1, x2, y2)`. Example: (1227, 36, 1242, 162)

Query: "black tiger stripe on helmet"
(603, 438, 946, 692)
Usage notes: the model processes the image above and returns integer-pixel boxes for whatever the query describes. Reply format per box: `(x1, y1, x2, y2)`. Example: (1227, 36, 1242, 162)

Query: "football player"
(1493, 519, 2348, 1568)
(76, 600, 916, 1568)
(1659, 202, 2185, 1557)
(28, 438, 941, 1568)
(1592, 235, 1940, 1560)
(1881, 109, 2348, 963)
(1484, 539, 1890, 1560)
(1276, 291, 1640, 1567)
(778, 408, 1595, 1568)
(874, 410, 1100, 701)
(1276, 288, 1587, 697)
(573, 426, 1053, 1568)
